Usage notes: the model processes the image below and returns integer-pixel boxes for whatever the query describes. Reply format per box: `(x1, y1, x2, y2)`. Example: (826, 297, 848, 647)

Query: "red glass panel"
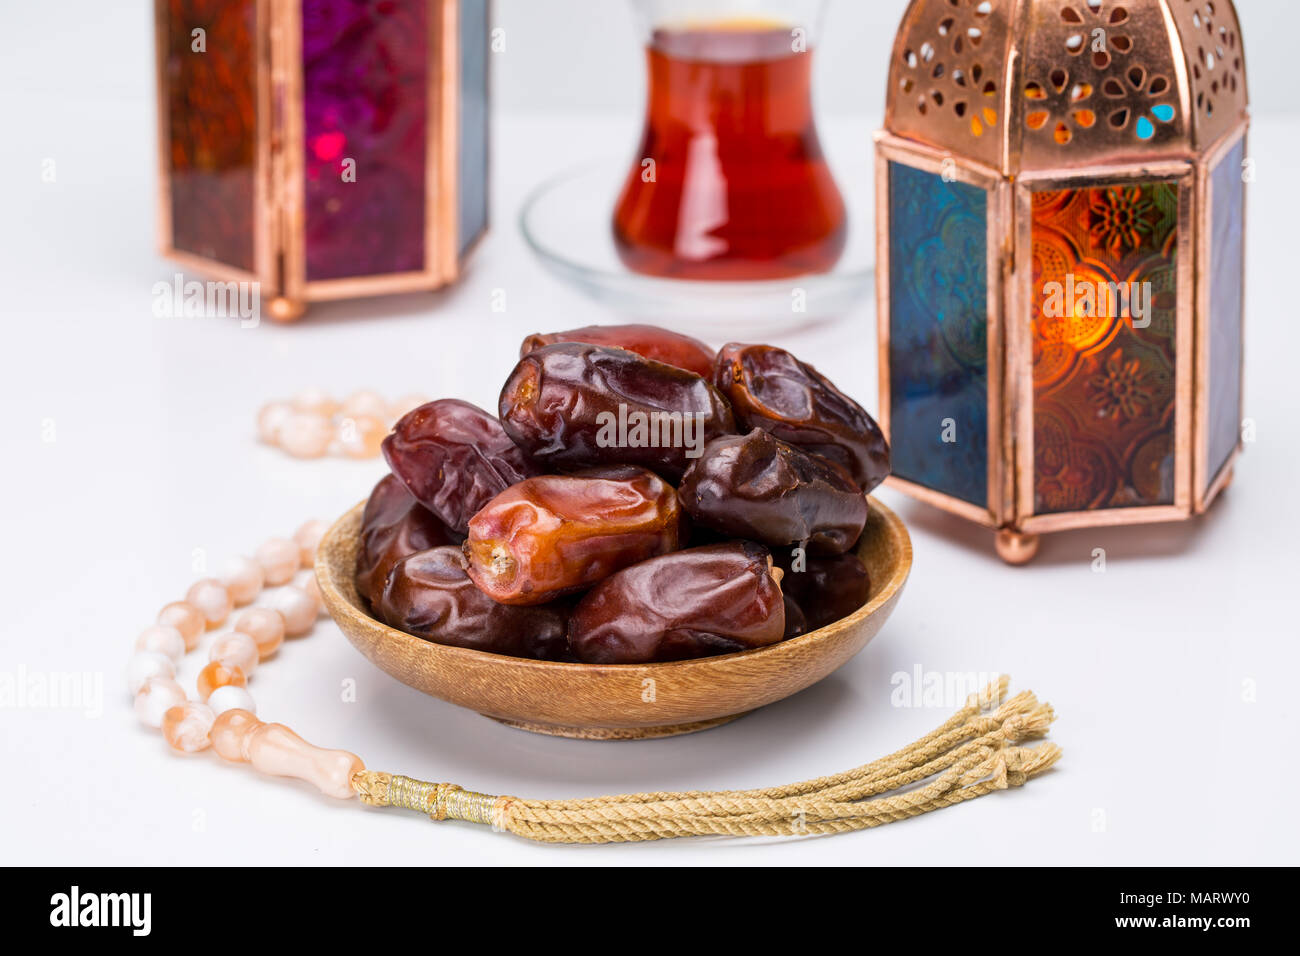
(164, 0, 257, 271)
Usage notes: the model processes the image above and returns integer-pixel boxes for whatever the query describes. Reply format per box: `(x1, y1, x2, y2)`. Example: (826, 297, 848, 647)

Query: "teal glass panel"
(887, 162, 989, 507)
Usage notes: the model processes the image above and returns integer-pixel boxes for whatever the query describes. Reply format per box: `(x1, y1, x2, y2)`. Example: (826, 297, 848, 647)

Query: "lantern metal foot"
(995, 529, 1040, 566)
(267, 296, 307, 324)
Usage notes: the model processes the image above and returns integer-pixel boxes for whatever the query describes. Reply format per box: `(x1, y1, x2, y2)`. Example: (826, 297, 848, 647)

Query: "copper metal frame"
(877, 1, 1249, 557)
(874, 138, 1203, 536)
(1193, 118, 1250, 514)
(156, 0, 478, 305)
(1011, 160, 1197, 535)
(874, 131, 1009, 530)
(153, 0, 274, 286)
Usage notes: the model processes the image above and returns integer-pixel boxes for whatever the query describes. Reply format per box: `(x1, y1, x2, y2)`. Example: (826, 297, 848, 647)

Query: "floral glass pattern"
(302, 0, 429, 281)
(1031, 181, 1179, 514)
(164, 0, 258, 271)
(888, 163, 989, 508)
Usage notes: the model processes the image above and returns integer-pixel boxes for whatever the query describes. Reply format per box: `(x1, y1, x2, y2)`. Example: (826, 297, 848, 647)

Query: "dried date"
(782, 594, 809, 640)
(382, 399, 539, 534)
(463, 466, 681, 605)
(678, 429, 868, 555)
(521, 324, 716, 378)
(354, 474, 461, 607)
(713, 343, 890, 492)
(378, 547, 570, 660)
(568, 541, 786, 664)
(499, 343, 735, 481)
(774, 549, 871, 631)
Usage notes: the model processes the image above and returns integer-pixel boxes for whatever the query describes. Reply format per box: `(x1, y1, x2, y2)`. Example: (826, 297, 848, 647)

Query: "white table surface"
(2, 91, 1298, 865)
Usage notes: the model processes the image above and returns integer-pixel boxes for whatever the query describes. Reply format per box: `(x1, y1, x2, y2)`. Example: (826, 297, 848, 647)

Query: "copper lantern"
(875, 0, 1248, 563)
(155, 0, 489, 321)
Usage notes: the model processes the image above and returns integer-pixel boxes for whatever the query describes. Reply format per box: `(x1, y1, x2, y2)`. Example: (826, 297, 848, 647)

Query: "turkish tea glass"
(612, 0, 846, 281)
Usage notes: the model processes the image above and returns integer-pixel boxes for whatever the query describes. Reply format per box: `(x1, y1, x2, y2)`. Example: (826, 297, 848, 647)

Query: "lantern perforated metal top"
(885, 0, 1247, 174)
(154, 0, 490, 320)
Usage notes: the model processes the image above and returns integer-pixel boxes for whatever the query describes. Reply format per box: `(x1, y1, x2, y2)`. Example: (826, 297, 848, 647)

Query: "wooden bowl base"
(318, 497, 911, 738)
(485, 712, 751, 740)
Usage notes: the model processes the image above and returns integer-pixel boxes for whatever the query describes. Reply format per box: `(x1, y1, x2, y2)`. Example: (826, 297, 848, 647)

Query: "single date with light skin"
(463, 465, 682, 606)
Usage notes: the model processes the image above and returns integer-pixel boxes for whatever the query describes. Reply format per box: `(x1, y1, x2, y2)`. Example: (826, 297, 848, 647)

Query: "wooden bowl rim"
(317, 495, 913, 676)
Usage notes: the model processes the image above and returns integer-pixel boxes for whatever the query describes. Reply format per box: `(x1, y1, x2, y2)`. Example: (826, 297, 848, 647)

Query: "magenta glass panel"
(302, 0, 428, 281)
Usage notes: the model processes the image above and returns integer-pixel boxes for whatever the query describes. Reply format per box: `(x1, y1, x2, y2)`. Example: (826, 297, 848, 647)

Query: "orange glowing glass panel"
(1030, 183, 1180, 514)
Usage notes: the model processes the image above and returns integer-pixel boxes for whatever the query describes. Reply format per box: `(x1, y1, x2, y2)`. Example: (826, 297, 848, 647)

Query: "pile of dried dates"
(355, 323, 890, 664)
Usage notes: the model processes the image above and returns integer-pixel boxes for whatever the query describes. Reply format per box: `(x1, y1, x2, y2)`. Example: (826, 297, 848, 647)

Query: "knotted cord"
(351, 676, 1061, 844)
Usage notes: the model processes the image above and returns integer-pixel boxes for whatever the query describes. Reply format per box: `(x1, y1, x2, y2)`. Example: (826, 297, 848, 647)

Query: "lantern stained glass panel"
(1206, 139, 1246, 490)
(302, 0, 429, 281)
(164, 0, 257, 271)
(1030, 182, 1180, 514)
(459, 0, 489, 254)
(887, 162, 989, 509)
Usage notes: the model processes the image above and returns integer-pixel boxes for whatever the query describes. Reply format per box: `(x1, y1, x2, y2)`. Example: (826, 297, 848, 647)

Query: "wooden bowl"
(316, 497, 912, 739)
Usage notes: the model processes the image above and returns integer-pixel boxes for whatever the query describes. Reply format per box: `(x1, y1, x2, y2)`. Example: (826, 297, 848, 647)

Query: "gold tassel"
(351, 676, 1060, 844)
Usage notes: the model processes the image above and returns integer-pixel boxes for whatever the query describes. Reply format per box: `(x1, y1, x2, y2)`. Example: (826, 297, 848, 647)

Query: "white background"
(1, 0, 1297, 865)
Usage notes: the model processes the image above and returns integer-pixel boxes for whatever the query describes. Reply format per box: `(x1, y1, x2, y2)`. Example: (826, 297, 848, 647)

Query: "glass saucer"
(519, 159, 874, 337)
